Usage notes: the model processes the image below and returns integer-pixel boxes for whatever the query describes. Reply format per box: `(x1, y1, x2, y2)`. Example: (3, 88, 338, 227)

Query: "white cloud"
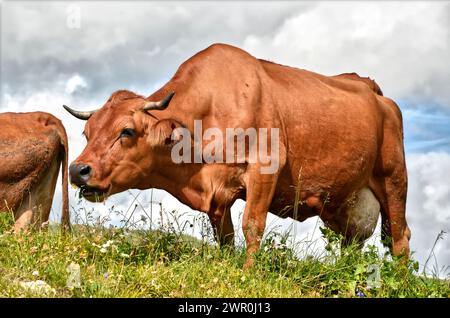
(1, 1, 310, 103)
(405, 152, 450, 274)
(65, 74, 87, 95)
(2, 2, 449, 110)
(242, 2, 450, 109)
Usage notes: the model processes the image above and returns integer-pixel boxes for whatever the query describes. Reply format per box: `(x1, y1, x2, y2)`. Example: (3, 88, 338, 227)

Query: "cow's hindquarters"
(369, 97, 410, 257)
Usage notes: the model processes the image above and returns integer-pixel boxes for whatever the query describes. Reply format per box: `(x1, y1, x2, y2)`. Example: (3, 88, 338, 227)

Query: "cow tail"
(58, 122, 71, 232)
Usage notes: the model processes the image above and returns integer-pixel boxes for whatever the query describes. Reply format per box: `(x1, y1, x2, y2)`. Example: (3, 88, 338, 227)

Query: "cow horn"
(143, 91, 175, 111)
(63, 105, 97, 120)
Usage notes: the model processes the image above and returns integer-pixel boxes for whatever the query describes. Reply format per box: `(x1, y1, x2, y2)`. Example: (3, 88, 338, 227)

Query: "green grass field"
(0, 211, 448, 298)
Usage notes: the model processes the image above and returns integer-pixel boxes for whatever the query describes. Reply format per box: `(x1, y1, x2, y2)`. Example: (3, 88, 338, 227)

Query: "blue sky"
(401, 102, 450, 153)
(1, 1, 449, 275)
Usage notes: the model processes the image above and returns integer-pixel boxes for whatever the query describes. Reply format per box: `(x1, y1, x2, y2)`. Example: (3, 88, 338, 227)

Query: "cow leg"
(242, 169, 279, 269)
(208, 206, 234, 247)
(371, 169, 410, 257)
(13, 156, 59, 232)
(371, 106, 410, 257)
(13, 189, 35, 232)
(33, 155, 60, 229)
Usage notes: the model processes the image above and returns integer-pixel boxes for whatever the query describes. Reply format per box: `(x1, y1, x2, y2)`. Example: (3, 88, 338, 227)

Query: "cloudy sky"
(1, 1, 449, 276)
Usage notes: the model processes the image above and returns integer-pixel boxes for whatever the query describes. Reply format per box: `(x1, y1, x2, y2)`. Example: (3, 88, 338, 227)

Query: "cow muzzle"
(69, 163, 110, 202)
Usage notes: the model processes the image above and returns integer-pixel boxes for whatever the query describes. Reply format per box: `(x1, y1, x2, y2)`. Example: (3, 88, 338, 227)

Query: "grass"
(0, 211, 449, 298)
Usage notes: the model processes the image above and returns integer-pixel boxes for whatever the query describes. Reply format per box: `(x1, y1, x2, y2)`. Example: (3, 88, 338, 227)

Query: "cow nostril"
(79, 165, 91, 176)
(69, 163, 92, 185)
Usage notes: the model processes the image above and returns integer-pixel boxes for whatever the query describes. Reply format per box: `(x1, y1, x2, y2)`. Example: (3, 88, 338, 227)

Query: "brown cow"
(64, 43, 410, 267)
(0, 112, 70, 232)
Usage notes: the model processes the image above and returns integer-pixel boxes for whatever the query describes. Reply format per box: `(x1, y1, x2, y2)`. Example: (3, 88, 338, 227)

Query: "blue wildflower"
(355, 287, 365, 298)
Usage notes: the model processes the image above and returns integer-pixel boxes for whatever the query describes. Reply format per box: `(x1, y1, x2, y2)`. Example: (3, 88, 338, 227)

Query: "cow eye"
(120, 128, 135, 138)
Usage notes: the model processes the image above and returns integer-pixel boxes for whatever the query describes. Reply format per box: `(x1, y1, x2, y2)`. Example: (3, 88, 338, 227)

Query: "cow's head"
(64, 90, 181, 202)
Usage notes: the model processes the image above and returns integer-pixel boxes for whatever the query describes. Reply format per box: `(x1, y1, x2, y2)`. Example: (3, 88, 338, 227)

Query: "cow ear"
(148, 119, 184, 147)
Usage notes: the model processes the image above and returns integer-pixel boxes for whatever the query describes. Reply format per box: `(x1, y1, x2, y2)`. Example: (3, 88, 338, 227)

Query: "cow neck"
(150, 162, 211, 213)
